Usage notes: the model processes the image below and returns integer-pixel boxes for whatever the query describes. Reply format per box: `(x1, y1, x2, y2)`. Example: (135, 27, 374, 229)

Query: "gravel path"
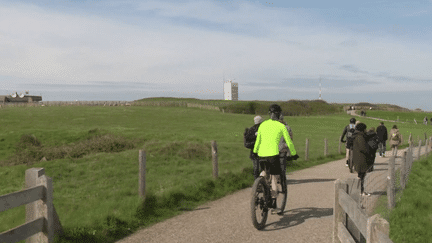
(115, 144, 430, 243)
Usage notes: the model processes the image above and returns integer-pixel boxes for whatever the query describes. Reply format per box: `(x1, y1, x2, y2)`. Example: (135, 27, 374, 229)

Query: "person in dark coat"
(352, 122, 371, 196)
(249, 116, 264, 179)
(376, 122, 388, 157)
(365, 127, 379, 172)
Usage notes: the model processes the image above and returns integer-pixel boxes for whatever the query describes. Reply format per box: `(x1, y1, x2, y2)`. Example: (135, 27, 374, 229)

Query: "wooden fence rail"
(0, 168, 63, 243)
(334, 143, 429, 243)
(333, 177, 392, 243)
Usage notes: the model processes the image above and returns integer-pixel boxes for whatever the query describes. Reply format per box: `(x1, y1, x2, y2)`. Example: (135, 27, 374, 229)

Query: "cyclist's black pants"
(258, 155, 281, 175)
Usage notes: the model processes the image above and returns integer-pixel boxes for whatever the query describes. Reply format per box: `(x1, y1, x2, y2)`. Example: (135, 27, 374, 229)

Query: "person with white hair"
(244, 115, 264, 180)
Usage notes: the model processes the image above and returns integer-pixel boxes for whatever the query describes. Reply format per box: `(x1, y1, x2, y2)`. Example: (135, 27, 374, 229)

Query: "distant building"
(223, 80, 238, 101)
(1, 91, 42, 104)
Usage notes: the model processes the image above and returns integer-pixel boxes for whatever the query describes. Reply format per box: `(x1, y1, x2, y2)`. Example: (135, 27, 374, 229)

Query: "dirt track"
(116, 144, 429, 243)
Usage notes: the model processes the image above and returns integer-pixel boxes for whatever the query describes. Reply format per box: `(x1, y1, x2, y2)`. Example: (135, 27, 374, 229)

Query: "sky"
(1, 0, 432, 111)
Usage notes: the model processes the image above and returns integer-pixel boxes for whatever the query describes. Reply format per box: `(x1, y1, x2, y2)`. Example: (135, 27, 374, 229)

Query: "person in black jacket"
(352, 123, 371, 196)
(365, 127, 379, 172)
(249, 116, 264, 180)
(341, 117, 356, 167)
(376, 122, 388, 157)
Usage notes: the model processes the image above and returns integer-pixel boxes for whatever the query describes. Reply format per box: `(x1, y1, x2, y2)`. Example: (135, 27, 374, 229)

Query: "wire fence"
(0, 100, 224, 111)
(361, 137, 432, 221)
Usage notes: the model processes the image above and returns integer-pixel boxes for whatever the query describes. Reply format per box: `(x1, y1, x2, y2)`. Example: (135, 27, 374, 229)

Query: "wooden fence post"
(401, 151, 407, 190)
(211, 140, 218, 179)
(388, 156, 395, 210)
(324, 138, 328, 157)
(139, 150, 146, 200)
(305, 138, 309, 161)
(367, 214, 390, 243)
(338, 136, 342, 154)
(333, 179, 345, 243)
(25, 168, 54, 243)
(418, 140, 422, 159)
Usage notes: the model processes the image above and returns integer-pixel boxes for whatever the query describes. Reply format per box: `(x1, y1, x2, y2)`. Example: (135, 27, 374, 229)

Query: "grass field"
(1, 101, 431, 242)
(365, 110, 432, 124)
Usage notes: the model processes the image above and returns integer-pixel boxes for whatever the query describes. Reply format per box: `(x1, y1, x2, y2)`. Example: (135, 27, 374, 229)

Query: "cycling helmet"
(350, 118, 356, 124)
(269, 104, 282, 114)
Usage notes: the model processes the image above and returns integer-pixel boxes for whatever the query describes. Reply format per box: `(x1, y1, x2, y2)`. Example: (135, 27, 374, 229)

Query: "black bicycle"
(250, 159, 287, 230)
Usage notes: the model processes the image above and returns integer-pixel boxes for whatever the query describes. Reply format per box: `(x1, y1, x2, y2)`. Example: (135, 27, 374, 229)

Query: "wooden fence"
(334, 141, 431, 243)
(0, 168, 63, 243)
(333, 177, 393, 243)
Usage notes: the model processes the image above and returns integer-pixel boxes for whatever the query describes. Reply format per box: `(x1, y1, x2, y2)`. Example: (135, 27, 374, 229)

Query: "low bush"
(2, 131, 140, 166)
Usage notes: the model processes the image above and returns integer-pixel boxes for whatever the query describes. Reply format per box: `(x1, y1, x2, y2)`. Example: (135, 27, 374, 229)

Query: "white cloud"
(0, 0, 431, 98)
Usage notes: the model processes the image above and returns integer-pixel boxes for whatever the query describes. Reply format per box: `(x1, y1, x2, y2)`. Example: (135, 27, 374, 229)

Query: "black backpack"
(346, 124, 356, 146)
(244, 125, 259, 149)
(367, 135, 379, 151)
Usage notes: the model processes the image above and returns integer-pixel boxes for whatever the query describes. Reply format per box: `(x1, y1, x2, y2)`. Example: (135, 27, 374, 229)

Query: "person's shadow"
(263, 207, 333, 231)
(287, 178, 336, 185)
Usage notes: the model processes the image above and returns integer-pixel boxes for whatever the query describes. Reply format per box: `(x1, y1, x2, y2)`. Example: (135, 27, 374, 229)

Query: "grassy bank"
(135, 97, 343, 116)
(1, 103, 431, 242)
(365, 110, 432, 124)
(371, 154, 432, 243)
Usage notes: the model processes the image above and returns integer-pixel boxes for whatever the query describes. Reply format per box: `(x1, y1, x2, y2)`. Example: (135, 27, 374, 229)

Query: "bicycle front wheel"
(251, 177, 269, 230)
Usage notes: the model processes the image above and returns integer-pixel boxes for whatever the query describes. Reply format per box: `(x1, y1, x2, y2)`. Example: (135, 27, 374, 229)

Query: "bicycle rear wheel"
(349, 148, 354, 173)
(251, 177, 269, 230)
(275, 174, 287, 215)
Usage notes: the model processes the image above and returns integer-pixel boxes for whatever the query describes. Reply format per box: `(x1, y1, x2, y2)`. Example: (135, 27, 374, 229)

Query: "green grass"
(135, 97, 344, 116)
(1, 102, 431, 242)
(365, 110, 432, 124)
(371, 154, 432, 243)
(355, 110, 432, 147)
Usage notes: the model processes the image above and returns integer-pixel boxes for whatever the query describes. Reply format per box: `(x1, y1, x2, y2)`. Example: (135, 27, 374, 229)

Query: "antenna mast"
(319, 76, 322, 100)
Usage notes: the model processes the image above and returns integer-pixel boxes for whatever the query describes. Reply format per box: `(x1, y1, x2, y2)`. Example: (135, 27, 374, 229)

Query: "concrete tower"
(223, 80, 238, 101)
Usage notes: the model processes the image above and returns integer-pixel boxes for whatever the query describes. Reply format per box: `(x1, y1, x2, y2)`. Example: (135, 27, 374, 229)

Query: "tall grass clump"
(220, 99, 341, 116)
(2, 129, 140, 166)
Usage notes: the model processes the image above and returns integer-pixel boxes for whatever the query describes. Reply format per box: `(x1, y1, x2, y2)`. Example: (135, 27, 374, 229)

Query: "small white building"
(223, 80, 238, 101)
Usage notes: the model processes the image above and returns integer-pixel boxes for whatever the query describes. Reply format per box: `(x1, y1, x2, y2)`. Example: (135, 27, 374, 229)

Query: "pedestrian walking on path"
(376, 122, 388, 157)
(389, 125, 402, 156)
(278, 114, 294, 171)
(340, 117, 356, 167)
(352, 122, 372, 196)
(244, 116, 264, 180)
(365, 127, 379, 172)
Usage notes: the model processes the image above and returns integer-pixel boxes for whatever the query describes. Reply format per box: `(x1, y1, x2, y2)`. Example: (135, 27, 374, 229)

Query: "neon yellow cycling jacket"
(253, 119, 297, 157)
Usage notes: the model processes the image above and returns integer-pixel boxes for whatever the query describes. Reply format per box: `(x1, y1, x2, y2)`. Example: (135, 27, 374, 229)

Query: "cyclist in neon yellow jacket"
(253, 104, 299, 209)
(253, 120, 297, 158)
